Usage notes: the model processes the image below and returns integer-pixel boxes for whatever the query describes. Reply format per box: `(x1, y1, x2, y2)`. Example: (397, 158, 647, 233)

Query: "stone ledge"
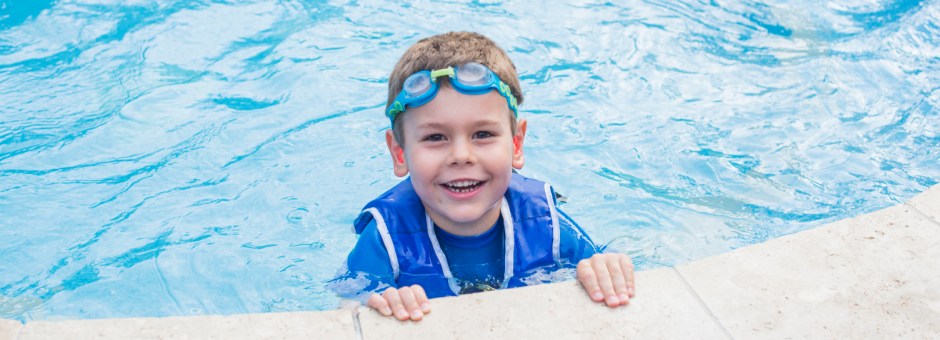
(677, 202, 940, 339)
(16, 310, 354, 340)
(357, 267, 728, 339)
(0, 319, 21, 340)
(908, 184, 940, 225)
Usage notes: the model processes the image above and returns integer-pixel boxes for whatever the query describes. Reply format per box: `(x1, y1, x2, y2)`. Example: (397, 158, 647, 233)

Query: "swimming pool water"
(1, 0, 938, 321)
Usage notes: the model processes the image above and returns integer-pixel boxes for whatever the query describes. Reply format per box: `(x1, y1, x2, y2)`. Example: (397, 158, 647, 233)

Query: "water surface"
(1, 0, 938, 321)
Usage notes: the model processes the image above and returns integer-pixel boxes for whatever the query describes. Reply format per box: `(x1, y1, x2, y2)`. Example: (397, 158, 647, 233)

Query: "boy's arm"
(344, 220, 431, 321)
(557, 208, 636, 307)
(557, 208, 601, 262)
(342, 219, 397, 292)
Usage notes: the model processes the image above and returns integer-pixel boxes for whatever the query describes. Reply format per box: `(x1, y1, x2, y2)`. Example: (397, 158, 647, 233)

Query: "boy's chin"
(440, 210, 488, 225)
(437, 204, 501, 228)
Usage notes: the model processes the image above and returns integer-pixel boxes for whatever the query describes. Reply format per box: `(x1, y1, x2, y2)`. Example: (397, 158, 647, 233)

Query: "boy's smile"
(386, 85, 527, 237)
(442, 179, 484, 195)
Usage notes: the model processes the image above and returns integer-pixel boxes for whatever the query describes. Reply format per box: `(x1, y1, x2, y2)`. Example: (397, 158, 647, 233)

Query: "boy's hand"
(367, 285, 431, 321)
(577, 253, 635, 307)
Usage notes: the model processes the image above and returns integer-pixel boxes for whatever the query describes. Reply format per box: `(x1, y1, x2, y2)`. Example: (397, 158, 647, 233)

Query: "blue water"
(1, 0, 938, 322)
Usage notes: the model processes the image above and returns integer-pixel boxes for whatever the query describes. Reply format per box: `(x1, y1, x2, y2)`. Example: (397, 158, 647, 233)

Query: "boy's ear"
(386, 130, 409, 177)
(512, 118, 527, 170)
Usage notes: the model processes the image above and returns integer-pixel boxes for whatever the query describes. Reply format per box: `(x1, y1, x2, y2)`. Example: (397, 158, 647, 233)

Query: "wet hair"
(387, 32, 523, 146)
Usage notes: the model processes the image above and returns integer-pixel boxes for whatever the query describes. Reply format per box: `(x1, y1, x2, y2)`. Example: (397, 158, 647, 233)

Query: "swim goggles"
(385, 62, 519, 123)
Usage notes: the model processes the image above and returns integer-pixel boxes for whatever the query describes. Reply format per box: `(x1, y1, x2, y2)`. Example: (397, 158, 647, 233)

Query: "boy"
(344, 32, 634, 321)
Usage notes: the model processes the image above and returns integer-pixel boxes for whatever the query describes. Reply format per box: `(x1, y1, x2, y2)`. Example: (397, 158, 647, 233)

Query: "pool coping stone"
(0, 319, 21, 340)
(15, 310, 354, 340)
(676, 201, 940, 339)
(908, 184, 940, 225)
(357, 267, 729, 339)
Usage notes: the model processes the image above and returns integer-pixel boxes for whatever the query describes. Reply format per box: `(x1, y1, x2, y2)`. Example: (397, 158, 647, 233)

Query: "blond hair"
(387, 32, 523, 146)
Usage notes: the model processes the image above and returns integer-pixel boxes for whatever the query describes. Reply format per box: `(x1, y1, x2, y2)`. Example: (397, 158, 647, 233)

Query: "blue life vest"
(353, 173, 562, 298)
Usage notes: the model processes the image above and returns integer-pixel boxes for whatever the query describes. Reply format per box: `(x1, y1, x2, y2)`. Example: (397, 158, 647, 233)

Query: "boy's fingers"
(381, 288, 410, 321)
(606, 257, 629, 306)
(621, 255, 636, 297)
(577, 260, 604, 302)
(367, 293, 392, 316)
(591, 255, 619, 307)
(398, 286, 424, 321)
(410, 285, 432, 313)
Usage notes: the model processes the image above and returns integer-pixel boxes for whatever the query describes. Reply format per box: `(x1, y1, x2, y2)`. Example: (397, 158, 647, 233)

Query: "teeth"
(445, 180, 481, 192)
(450, 180, 478, 187)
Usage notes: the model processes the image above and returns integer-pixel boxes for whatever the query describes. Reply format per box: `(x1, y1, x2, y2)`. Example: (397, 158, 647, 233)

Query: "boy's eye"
(423, 134, 445, 142)
(473, 131, 494, 139)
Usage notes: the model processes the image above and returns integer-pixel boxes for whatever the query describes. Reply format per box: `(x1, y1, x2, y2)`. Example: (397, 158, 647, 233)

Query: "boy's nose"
(449, 139, 475, 165)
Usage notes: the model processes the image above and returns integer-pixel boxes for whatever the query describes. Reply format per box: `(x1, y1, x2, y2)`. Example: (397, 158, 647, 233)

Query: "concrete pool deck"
(2, 184, 939, 339)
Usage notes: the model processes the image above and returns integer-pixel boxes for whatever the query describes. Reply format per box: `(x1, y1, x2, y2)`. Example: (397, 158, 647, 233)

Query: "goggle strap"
(430, 67, 455, 83)
(496, 81, 518, 112)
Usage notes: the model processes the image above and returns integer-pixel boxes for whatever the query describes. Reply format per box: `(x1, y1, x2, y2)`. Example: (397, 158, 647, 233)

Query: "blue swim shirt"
(339, 208, 600, 298)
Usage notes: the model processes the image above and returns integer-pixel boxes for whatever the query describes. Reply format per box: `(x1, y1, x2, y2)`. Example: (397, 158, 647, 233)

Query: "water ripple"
(222, 103, 382, 169)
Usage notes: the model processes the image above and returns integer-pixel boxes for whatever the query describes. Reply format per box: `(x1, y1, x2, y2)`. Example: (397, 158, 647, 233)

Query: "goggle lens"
(403, 73, 432, 98)
(456, 63, 491, 86)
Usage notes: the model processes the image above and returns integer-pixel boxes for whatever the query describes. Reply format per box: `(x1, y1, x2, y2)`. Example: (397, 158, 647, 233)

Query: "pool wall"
(2, 184, 938, 339)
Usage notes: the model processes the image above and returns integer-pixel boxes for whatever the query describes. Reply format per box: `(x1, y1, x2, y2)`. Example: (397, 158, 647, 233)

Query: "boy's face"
(385, 85, 527, 236)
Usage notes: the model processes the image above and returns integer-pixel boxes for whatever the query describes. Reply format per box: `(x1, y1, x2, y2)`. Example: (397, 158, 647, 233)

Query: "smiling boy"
(344, 32, 635, 321)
